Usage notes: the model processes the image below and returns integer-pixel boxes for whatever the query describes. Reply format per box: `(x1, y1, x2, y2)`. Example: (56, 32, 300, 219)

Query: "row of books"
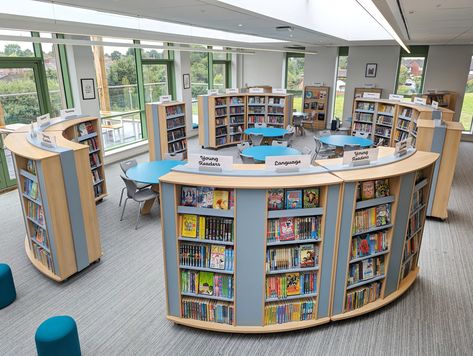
(247, 116, 265, 124)
(229, 134, 242, 143)
(27, 200, 45, 225)
(353, 123, 373, 133)
(397, 119, 410, 130)
(94, 183, 103, 198)
(356, 179, 390, 201)
(268, 187, 320, 211)
(229, 125, 243, 134)
(215, 108, 227, 117)
(229, 116, 244, 124)
(411, 188, 425, 211)
(248, 107, 265, 114)
(356, 102, 375, 111)
(33, 225, 49, 249)
(31, 243, 53, 271)
(215, 118, 226, 127)
(166, 105, 184, 117)
(268, 106, 284, 114)
(181, 214, 233, 242)
(264, 298, 316, 325)
(375, 127, 391, 138)
(78, 121, 94, 136)
(84, 137, 99, 152)
(216, 127, 227, 136)
(230, 97, 244, 105)
(345, 281, 382, 312)
(24, 178, 39, 200)
(304, 102, 325, 110)
(248, 97, 265, 104)
(216, 137, 228, 146)
(89, 152, 101, 169)
(181, 270, 233, 299)
(267, 117, 284, 125)
(167, 127, 186, 142)
(377, 115, 393, 126)
(403, 234, 419, 262)
(26, 160, 36, 175)
(167, 116, 185, 130)
(215, 98, 226, 106)
(351, 232, 387, 260)
(347, 256, 385, 286)
(352, 204, 391, 234)
(181, 298, 234, 325)
(266, 244, 318, 272)
(378, 104, 394, 114)
(181, 186, 234, 210)
(267, 216, 322, 242)
(400, 108, 414, 118)
(229, 107, 244, 114)
(168, 139, 187, 154)
(395, 130, 409, 142)
(179, 243, 234, 271)
(268, 97, 285, 105)
(305, 89, 327, 99)
(407, 210, 423, 237)
(400, 258, 415, 280)
(355, 113, 373, 123)
(92, 169, 102, 185)
(266, 271, 317, 299)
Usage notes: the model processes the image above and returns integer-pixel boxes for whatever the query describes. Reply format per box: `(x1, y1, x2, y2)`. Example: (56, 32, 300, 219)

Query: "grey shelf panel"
(352, 224, 393, 237)
(396, 127, 410, 133)
(167, 125, 186, 131)
(91, 164, 102, 171)
(248, 103, 266, 106)
(398, 115, 412, 121)
(167, 137, 186, 144)
(353, 120, 373, 124)
(216, 134, 228, 138)
(215, 125, 227, 128)
(166, 113, 185, 120)
(31, 237, 50, 253)
(355, 109, 375, 114)
(19, 169, 38, 182)
(267, 113, 284, 116)
(23, 192, 42, 206)
(355, 195, 395, 210)
(180, 265, 234, 275)
(267, 207, 324, 219)
(266, 266, 319, 275)
(349, 250, 389, 264)
(93, 179, 104, 186)
(266, 238, 321, 247)
(78, 132, 97, 141)
(27, 216, 47, 230)
(346, 274, 385, 290)
(229, 132, 242, 136)
(414, 178, 429, 192)
(178, 237, 233, 246)
(214, 105, 227, 109)
(267, 123, 284, 126)
(177, 206, 235, 218)
(265, 292, 318, 303)
(229, 113, 245, 116)
(374, 134, 391, 139)
(229, 122, 245, 126)
(229, 104, 244, 107)
(402, 252, 417, 265)
(170, 148, 187, 154)
(378, 111, 394, 116)
(180, 292, 234, 302)
(410, 203, 426, 217)
(406, 226, 423, 241)
(88, 148, 101, 154)
(376, 122, 393, 128)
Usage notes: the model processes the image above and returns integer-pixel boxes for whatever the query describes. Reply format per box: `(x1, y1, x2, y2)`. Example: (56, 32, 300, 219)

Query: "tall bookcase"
(146, 101, 188, 160)
(5, 131, 102, 282)
(302, 86, 330, 130)
(352, 99, 377, 140)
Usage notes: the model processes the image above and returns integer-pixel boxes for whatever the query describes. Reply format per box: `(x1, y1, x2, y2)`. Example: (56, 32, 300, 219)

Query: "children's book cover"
(362, 258, 374, 279)
(279, 217, 295, 240)
(285, 190, 302, 209)
(286, 273, 301, 296)
(268, 188, 284, 210)
(375, 179, 390, 198)
(361, 181, 375, 200)
(376, 204, 390, 226)
(197, 187, 214, 208)
(210, 245, 225, 270)
(181, 186, 197, 206)
(198, 272, 214, 295)
(213, 190, 229, 210)
(300, 244, 315, 268)
(181, 214, 197, 238)
(303, 188, 319, 208)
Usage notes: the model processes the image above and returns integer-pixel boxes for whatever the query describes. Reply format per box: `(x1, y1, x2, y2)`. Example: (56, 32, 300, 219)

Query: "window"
(0, 29, 34, 57)
(285, 53, 305, 112)
(40, 33, 64, 117)
(460, 55, 473, 133)
(211, 47, 231, 92)
(333, 47, 348, 120)
(190, 51, 209, 125)
(395, 46, 429, 97)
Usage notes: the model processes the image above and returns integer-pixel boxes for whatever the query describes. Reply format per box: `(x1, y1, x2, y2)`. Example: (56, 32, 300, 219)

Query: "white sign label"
(363, 92, 381, 99)
(413, 97, 427, 105)
(343, 148, 379, 166)
(389, 94, 404, 101)
(37, 132, 57, 148)
(431, 100, 439, 109)
(188, 154, 233, 171)
(207, 89, 219, 95)
(225, 88, 239, 94)
(272, 88, 287, 94)
(265, 155, 311, 172)
(313, 82, 324, 87)
(60, 108, 79, 118)
(159, 95, 172, 102)
(36, 113, 50, 127)
(249, 87, 264, 94)
(363, 83, 376, 88)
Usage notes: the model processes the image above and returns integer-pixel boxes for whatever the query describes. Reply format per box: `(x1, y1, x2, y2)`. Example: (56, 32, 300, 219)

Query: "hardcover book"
(210, 245, 225, 270)
(361, 181, 375, 200)
(303, 188, 320, 208)
(197, 187, 214, 208)
(300, 244, 315, 268)
(279, 217, 295, 240)
(213, 190, 229, 210)
(198, 272, 214, 295)
(376, 204, 391, 226)
(181, 214, 197, 238)
(181, 186, 197, 207)
(285, 190, 303, 209)
(375, 179, 390, 197)
(362, 258, 374, 279)
(286, 273, 301, 296)
(268, 188, 284, 210)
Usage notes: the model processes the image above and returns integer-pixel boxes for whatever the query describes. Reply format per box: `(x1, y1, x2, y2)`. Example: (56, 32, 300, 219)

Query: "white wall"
(423, 45, 473, 121)
(343, 46, 400, 119)
(242, 51, 284, 88)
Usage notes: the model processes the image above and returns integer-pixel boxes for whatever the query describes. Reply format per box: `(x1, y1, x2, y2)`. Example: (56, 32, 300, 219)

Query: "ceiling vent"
(284, 45, 306, 51)
(276, 26, 294, 32)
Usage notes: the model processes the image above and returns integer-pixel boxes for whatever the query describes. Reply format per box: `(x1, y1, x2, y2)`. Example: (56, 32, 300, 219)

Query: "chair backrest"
(319, 130, 331, 137)
(249, 133, 264, 146)
(272, 140, 288, 147)
(344, 144, 360, 151)
(354, 131, 369, 138)
(120, 175, 139, 200)
(120, 159, 138, 174)
(165, 152, 184, 160)
(254, 123, 267, 128)
(282, 131, 294, 142)
(313, 136, 322, 160)
(286, 124, 295, 132)
(240, 153, 256, 164)
(237, 142, 252, 152)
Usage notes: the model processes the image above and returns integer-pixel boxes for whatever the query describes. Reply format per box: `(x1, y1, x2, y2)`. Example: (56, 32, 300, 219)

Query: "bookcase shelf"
(180, 292, 234, 302)
(349, 250, 390, 264)
(266, 266, 319, 275)
(351, 224, 393, 237)
(302, 86, 330, 129)
(265, 292, 318, 303)
(77, 132, 97, 141)
(346, 274, 385, 290)
(266, 238, 321, 247)
(355, 195, 395, 210)
(180, 266, 234, 275)
(267, 207, 324, 219)
(178, 237, 234, 246)
(177, 206, 234, 218)
(19, 169, 37, 182)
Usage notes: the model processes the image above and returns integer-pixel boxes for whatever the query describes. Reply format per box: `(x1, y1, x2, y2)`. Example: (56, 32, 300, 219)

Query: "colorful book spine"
(345, 281, 382, 312)
(266, 245, 319, 272)
(181, 298, 234, 325)
(347, 256, 385, 286)
(267, 216, 321, 243)
(266, 271, 317, 299)
(264, 297, 317, 325)
(180, 270, 233, 299)
(179, 243, 234, 271)
(350, 232, 387, 259)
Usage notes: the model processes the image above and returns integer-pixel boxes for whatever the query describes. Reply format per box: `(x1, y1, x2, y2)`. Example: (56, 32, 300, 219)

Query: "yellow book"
(212, 190, 229, 210)
(198, 216, 206, 239)
(181, 214, 198, 238)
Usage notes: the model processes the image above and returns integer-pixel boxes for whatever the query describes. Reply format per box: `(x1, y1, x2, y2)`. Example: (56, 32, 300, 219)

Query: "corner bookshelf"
(303, 86, 329, 129)
(352, 99, 376, 139)
(373, 102, 396, 146)
(146, 101, 188, 160)
(413, 91, 457, 111)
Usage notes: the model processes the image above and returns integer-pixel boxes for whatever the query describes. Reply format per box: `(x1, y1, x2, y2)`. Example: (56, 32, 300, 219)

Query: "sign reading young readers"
(265, 155, 311, 172)
(188, 153, 233, 172)
(36, 113, 50, 128)
(343, 147, 379, 166)
(37, 132, 57, 148)
(159, 95, 172, 102)
(207, 89, 219, 95)
(389, 94, 404, 101)
(225, 88, 239, 94)
(60, 108, 80, 119)
(363, 92, 381, 99)
(431, 100, 439, 109)
(413, 97, 427, 105)
(248, 87, 264, 94)
(272, 88, 287, 94)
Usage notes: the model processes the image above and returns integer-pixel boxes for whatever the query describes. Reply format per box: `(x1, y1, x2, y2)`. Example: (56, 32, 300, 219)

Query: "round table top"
(244, 127, 288, 138)
(319, 135, 373, 148)
(242, 145, 301, 162)
(126, 160, 185, 185)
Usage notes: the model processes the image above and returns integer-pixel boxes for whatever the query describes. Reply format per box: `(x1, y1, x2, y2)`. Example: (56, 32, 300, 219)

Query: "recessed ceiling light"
(289, 34, 293, 38)
(238, 24, 243, 27)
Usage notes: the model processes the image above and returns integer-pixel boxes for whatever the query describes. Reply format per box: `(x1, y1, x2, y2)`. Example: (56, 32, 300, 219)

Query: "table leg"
(141, 184, 160, 215)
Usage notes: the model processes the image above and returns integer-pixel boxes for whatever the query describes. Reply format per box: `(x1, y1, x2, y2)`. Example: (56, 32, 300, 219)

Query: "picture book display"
(210, 245, 226, 270)
(347, 255, 385, 286)
(181, 186, 233, 210)
(356, 179, 390, 201)
(181, 270, 233, 299)
(352, 204, 391, 234)
(350, 231, 388, 260)
(286, 190, 303, 209)
(268, 188, 320, 210)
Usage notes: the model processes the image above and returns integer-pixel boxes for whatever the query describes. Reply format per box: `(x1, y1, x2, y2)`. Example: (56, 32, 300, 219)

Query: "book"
(303, 188, 320, 208)
(268, 188, 284, 210)
(181, 186, 197, 207)
(361, 181, 375, 200)
(362, 258, 374, 279)
(375, 179, 390, 197)
(181, 214, 198, 238)
(286, 273, 301, 296)
(197, 187, 214, 208)
(376, 204, 391, 226)
(210, 245, 225, 270)
(279, 217, 295, 241)
(285, 190, 303, 209)
(198, 272, 214, 295)
(300, 244, 315, 268)
(213, 190, 229, 210)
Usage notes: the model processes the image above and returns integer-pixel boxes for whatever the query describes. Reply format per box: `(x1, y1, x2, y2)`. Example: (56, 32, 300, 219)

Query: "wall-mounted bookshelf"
(146, 101, 188, 160)
(303, 86, 330, 130)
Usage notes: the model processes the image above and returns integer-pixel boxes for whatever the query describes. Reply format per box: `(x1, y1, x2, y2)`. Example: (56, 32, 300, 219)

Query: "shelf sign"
(389, 94, 403, 101)
(343, 147, 379, 166)
(363, 92, 381, 99)
(431, 100, 439, 109)
(207, 89, 219, 95)
(272, 88, 287, 94)
(225, 88, 239, 94)
(60, 108, 79, 119)
(363, 83, 376, 88)
(413, 97, 427, 105)
(249, 87, 264, 94)
(38, 132, 57, 148)
(36, 113, 50, 127)
(395, 139, 408, 156)
(188, 153, 233, 172)
(265, 155, 311, 172)
(313, 82, 324, 87)
(159, 95, 172, 102)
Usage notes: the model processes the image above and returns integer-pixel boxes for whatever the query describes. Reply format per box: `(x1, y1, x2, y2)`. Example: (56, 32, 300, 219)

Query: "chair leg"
(120, 198, 128, 221)
(119, 187, 125, 207)
(135, 202, 143, 230)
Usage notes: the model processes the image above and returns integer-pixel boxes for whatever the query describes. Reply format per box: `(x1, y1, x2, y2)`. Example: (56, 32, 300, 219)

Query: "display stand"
(302, 86, 330, 130)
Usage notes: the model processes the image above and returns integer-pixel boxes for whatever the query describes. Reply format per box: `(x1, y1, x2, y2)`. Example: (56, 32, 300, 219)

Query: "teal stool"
(35, 316, 82, 356)
(0, 263, 16, 309)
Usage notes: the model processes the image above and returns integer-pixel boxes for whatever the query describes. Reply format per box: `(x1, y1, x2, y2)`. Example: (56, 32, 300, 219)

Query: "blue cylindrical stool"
(35, 316, 82, 356)
(0, 263, 16, 309)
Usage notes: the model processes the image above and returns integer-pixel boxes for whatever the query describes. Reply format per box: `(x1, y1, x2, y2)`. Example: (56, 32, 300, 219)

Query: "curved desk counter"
(158, 148, 438, 333)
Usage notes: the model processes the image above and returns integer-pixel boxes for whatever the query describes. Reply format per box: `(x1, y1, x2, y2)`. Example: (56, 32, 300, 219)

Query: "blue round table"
(126, 160, 185, 185)
(242, 146, 301, 162)
(244, 127, 288, 138)
(319, 135, 373, 148)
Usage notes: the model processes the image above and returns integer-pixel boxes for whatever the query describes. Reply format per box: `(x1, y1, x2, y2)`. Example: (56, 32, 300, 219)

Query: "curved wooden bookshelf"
(24, 236, 62, 282)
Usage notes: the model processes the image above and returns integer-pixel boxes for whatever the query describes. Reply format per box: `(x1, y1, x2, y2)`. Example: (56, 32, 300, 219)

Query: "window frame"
(332, 47, 349, 121)
(209, 51, 231, 89)
(394, 45, 429, 97)
(284, 52, 305, 112)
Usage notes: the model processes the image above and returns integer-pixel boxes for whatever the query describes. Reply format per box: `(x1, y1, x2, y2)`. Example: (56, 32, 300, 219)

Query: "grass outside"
(460, 92, 473, 132)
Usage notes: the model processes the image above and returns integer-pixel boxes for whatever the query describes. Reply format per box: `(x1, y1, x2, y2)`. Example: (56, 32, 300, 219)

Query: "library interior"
(1, 1, 473, 355)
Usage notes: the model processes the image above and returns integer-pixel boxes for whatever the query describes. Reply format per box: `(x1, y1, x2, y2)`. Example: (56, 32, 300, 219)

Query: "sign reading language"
(343, 148, 379, 166)
(266, 155, 311, 172)
(36, 113, 50, 127)
(188, 154, 233, 171)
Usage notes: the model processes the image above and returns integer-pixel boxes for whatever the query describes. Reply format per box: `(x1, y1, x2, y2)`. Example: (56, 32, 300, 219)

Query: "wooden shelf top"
(43, 116, 98, 132)
(4, 132, 57, 160)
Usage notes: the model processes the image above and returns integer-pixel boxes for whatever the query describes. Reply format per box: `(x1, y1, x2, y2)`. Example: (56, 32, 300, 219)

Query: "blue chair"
(0, 263, 16, 309)
(35, 316, 81, 356)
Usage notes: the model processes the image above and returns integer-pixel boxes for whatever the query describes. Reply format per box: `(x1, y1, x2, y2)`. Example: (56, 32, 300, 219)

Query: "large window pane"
(396, 57, 426, 96)
(286, 54, 305, 112)
(40, 33, 63, 117)
(460, 56, 473, 133)
(143, 63, 169, 103)
(0, 29, 34, 57)
(191, 52, 209, 125)
(141, 40, 168, 60)
(212, 63, 226, 91)
(334, 55, 348, 120)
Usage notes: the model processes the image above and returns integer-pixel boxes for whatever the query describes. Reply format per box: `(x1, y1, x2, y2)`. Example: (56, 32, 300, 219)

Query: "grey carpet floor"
(1, 133, 473, 356)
